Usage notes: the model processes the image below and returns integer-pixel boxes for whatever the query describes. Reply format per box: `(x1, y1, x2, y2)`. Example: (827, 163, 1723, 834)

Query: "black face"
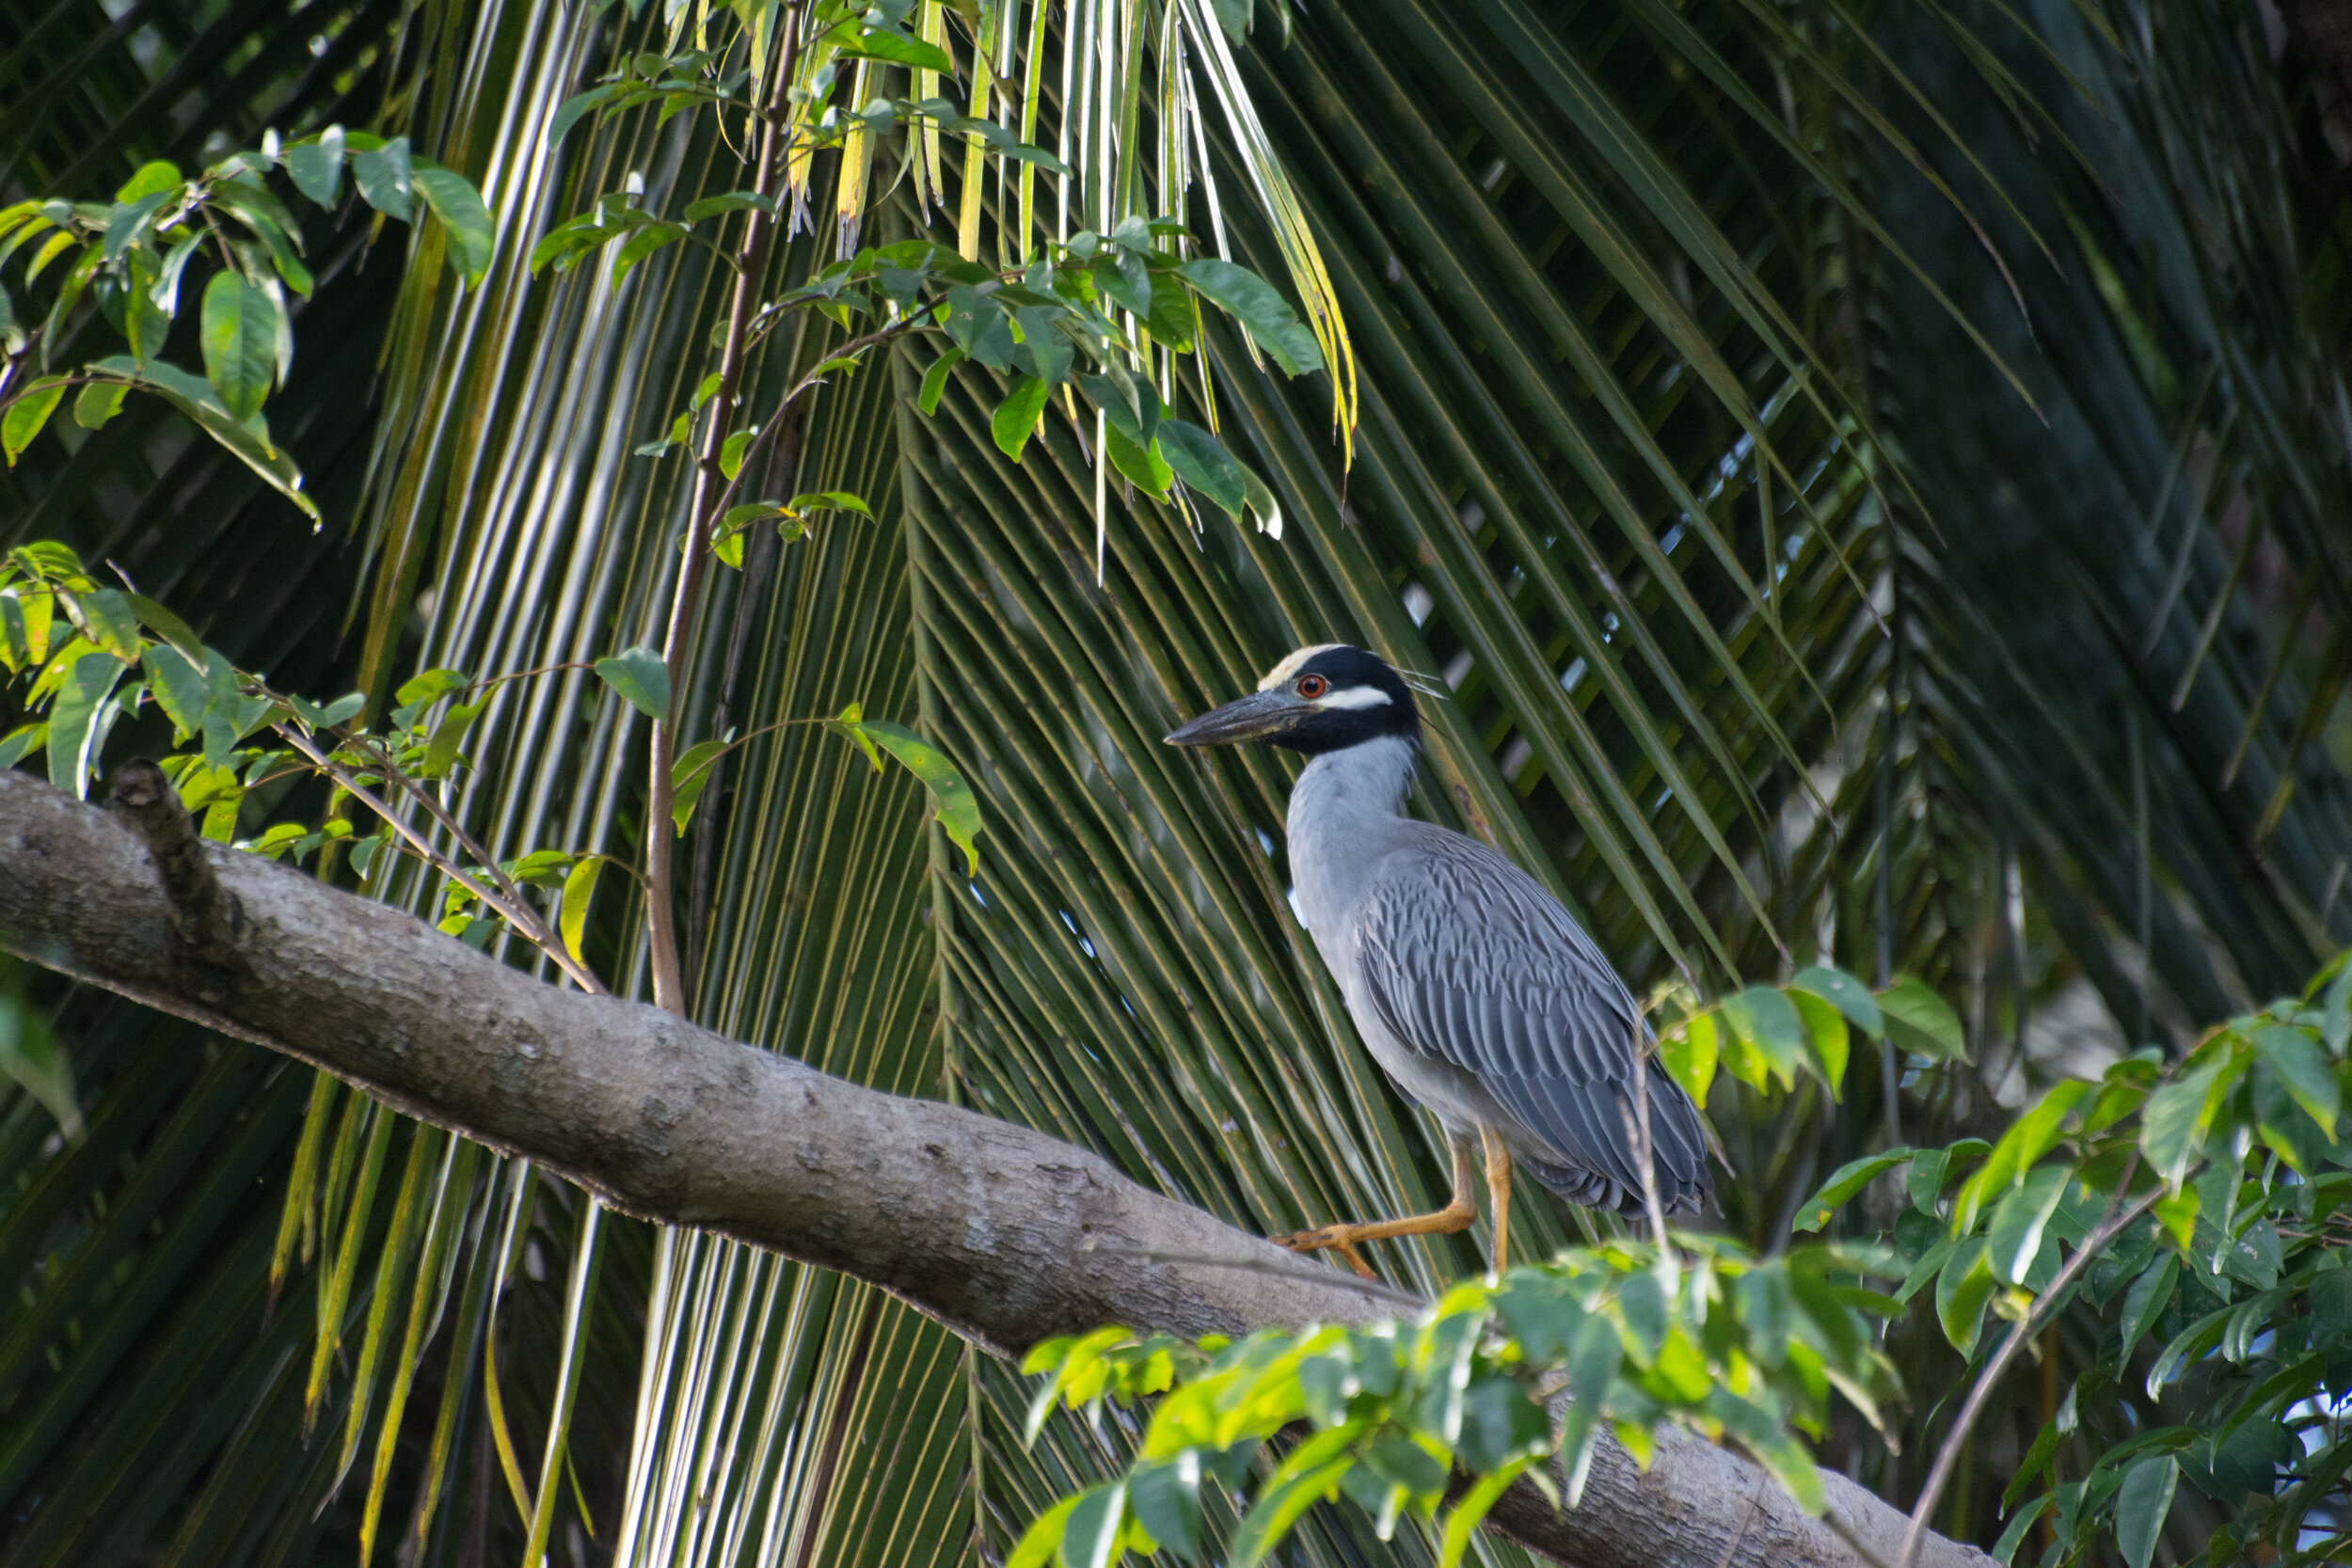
(1163, 643, 1422, 756)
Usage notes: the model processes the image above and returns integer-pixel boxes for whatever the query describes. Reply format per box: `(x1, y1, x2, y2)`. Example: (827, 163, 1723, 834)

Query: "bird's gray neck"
(1285, 736, 1419, 949)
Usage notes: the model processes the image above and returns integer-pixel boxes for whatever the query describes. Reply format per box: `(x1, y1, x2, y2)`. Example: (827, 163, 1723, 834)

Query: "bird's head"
(1164, 643, 1421, 756)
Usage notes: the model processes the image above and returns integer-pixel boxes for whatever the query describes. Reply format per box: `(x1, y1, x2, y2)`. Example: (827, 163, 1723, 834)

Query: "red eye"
(1296, 674, 1329, 699)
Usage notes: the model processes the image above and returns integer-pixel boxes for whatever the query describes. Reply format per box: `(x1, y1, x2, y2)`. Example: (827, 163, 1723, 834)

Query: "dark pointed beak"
(1164, 689, 1307, 746)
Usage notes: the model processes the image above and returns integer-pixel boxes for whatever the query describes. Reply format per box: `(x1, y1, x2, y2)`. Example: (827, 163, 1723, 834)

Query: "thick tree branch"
(0, 769, 1990, 1568)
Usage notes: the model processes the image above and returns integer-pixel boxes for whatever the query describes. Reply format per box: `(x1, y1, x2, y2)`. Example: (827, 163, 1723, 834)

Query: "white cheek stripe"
(1315, 686, 1393, 710)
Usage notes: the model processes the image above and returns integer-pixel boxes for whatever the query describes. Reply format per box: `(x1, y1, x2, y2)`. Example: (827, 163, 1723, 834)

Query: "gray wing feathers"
(1356, 832, 1712, 1214)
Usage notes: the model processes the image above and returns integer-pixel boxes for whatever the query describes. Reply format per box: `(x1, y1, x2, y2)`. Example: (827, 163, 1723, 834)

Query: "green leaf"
(786, 491, 874, 519)
(2141, 1059, 2227, 1185)
(1988, 1496, 2049, 1566)
(1881, 975, 1966, 1060)
(2117, 1255, 2176, 1359)
(0, 990, 79, 1137)
(683, 190, 776, 222)
(72, 380, 127, 430)
(1156, 420, 1247, 518)
(0, 723, 46, 768)
(421, 697, 488, 778)
(549, 85, 623, 146)
(87, 356, 317, 520)
(46, 649, 122, 799)
(2112, 1455, 2177, 1568)
(1006, 1493, 1081, 1568)
(1125, 1457, 1200, 1563)
(285, 127, 345, 206)
(720, 429, 757, 481)
(1985, 1164, 2069, 1284)
(142, 644, 210, 737)
(856, 720, 980, 875)
(1934, 1234, 1997, 1355)
(1103, 422, 1172, 497)
(1012, 307, 1073, 387)
(560, 856, 603, 962)
(102, 190, 173, 262)
(1178, 258, 1323, 374)
(199, 270, 277, 420)
(1792, 964, 1883, 1037)
(672, 737, 730, 834)
(1789, 989, 1850, 1090)
(1792, 1148, 1911, 1233)
(412, 162, 496, 286)
(1719, 985, 1807, 1090)
(840, 30, 957, 73)
(992, 375, 1050, 462)
(1661, 1013, 1718, 1105)
(1055, 1480, 1122, 1568)
(115, 159, 183, 203)
(595, 647, 671, 720)
(353, 135, 413, 221)
(917, 345, 966, 415)
(2250, 1025, 2337, 1139)
(121, 592, 205, 670)
(2, 376, 67, 464)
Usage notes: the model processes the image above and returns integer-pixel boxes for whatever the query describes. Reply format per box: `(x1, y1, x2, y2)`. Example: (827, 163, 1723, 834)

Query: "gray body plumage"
(1287, 736, 1710, 1214)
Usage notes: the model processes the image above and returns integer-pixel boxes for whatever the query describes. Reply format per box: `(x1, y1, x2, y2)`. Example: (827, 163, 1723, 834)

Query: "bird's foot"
(1271, 1225, 1379, 1279)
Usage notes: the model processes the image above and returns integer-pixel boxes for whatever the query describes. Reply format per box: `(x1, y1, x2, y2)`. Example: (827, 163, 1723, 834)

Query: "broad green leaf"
(1056, 1480, 1123, 1568)
(353, 135, 413, 221)
(1792, 964, 1884, 1037)
(683, 190, 775, 221)
(200, 271, 277, 420)
(2, 376, 67, 464)
(1934, 1234, 1996, 1354)
(1952, 1080, 2090, 1234)
(992, 375, 1050, 461)
(46, 648, 122, 798)
(421, 698, 488, 777)
(2141, 1059, 2227, 1184)
(856, 720, 980, 875)
(122, 592, 204, 670)
(1661, 1012, 1717, 1104)
(720, 430, 757, 480)
(1792, 1148, 1911, 1233)
(72, 380, 127, 430)
(412, 162, 496, 286)
(1125, 1457, 1201, 1563)
(1985, 1164, 2069, 1284)
(2117, 1255, 2176, 1359)
(595, 646, 671, 720)
(1789, 989, 1849, 1091)
(560, 856, 603, 961)
(0, 990, 79, 1136)
(1178, 258, 1322, 375)
(1156, 420, 1247, 518)
(840, 30, 957, 72)
(1719, 985, 1806, 1090)
(671, 737, 730, 833)
(1103, 423, 1172, 497)
(786, 490, 873, 518)
(286, 127, 345, 205)
(917, 345, 965, 414)
(87, 356, 318, 519)
(142, 644, 209, 736)
(2249, 1025, 2336, 1139)
(1989, 1497, 2050, 1567)
(1880, 975, 1966, 1060)
(1006, 1492, 1081, 1568)
(2113, 1455, 2177, 1568)
(115, 159, 183, 203)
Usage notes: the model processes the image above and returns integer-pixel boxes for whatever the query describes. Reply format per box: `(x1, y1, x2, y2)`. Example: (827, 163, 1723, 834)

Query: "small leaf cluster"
(1010, 1237, 1901, 1568)
(1658, 961, 1965, 1107)
(1795, 956, 2352, 1567)
(0, 131, 492, 519)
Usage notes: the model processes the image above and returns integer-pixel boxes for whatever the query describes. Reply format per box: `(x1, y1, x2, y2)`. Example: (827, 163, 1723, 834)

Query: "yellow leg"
(1275, 1134, 1479, 1277)
(1480, 1125, 1513, 1275)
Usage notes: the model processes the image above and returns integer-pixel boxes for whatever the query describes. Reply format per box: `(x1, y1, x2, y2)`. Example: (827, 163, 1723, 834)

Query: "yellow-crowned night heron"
(1167, 643, 1712, 1275)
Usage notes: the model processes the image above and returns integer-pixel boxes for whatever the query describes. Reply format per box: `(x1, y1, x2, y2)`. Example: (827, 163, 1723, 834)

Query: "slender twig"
(646, 8, 803, 1017)
(272, 726, 605, 994)
(1896, 1174, 2163, 1568)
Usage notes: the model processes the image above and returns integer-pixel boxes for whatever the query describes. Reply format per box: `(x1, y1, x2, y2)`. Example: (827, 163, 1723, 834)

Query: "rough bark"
(0, 768, 1989, 1568)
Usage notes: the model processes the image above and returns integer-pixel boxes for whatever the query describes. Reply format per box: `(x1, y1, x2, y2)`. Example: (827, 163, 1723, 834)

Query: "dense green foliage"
(6, 0, 2352, 1565)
